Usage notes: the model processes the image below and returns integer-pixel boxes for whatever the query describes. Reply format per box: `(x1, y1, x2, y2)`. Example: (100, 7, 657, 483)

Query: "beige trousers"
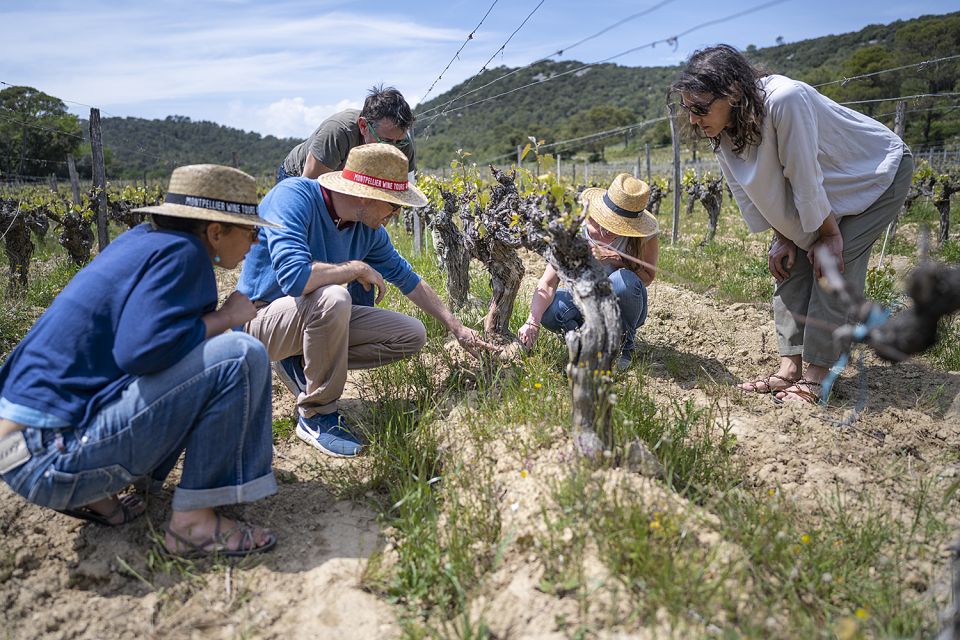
(245, 285, 426, 417)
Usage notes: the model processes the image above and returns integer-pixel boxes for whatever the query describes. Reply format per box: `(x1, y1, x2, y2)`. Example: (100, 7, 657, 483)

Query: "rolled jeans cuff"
(172, 471, 278, 511)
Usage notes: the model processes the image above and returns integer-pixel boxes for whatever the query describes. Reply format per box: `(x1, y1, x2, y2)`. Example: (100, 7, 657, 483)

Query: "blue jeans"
(541, 268, 648, 356)
(1, 332, 276, 512)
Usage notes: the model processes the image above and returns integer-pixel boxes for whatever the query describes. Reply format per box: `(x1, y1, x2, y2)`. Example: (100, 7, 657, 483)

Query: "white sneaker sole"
(295, 423, 361, 458)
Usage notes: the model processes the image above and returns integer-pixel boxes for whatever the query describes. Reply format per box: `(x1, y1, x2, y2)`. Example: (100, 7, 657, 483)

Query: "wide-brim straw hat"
(318, 143, 428, 208)
(134, 164, 281, 228)
(581, 173, 658, 237)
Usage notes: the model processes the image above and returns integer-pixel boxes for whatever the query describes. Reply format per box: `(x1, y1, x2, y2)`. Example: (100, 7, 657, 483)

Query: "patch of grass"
(271, 416, 296, 441)
(612, 381, 740, 501)
(711, 479, 945, 638)
(925, 315, 960, 371)
(0, 255, 80, 360)
(658, 240, 773, 304)
(864, 264, 902, 309)
(934, 238, 960, 263)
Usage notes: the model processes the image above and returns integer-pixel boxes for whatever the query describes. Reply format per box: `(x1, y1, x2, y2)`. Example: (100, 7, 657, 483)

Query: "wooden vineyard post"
(47, 173, 58, 193)
(634, 155, 641, 179)
(89, 108, 109, 251)
(412, 209, 423, 255)
(877, 100, 908, 266)
(557, 154, 562, 182)
(645, 143, 651, 183)
(669, 103, 682, 244)
(67, 155, 81, 205)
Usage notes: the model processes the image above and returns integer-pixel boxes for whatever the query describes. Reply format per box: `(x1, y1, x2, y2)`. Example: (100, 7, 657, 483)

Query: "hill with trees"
(2, 10, 957, 179)
(412, 10, 960, 167)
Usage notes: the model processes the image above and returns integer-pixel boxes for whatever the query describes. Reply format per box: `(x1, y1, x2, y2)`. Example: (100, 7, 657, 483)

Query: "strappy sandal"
(56, 494, 145, 527)
(774, 379, 823, 405)
(163, 513, 277, 559)
(737, 373, 799, 394)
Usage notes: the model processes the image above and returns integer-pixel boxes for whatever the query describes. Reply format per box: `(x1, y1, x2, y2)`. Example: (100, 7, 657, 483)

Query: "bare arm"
(202, 291, 257, 338)
(518, 265, 559, 349)
(302, 153, 335, 180)
(405, 280, 497, 357)
(635, 236, 659, 286)
(302, 260, 386, 302)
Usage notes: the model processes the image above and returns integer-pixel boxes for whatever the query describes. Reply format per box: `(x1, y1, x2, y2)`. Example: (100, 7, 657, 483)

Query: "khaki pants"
(245, 285, 426, 417)
(773, 153, 914, 367)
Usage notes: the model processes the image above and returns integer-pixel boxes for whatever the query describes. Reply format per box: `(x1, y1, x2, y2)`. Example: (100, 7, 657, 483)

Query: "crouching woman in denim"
(518, 174, 659, 369)
(0, 164, 281, 557)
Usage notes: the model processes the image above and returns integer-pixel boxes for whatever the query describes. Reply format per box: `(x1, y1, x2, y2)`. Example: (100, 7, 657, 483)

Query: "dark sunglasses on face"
(367, 120, 411, 149)
(679, 95, 719, 117)
(234, 225, 260, 241)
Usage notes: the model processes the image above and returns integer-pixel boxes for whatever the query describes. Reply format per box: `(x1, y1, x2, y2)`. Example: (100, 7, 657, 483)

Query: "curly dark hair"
(361, 85, 414, 130)
(669, 44, 767, 155)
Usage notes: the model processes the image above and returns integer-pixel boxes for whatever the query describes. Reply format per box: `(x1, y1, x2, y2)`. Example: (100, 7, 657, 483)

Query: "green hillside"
(85, 115, 298, 181)
(2, 10, 957, 180)
(412, 11, 960, 168)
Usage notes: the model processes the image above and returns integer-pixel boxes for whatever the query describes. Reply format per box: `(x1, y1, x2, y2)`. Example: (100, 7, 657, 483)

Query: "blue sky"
(1, 0, 955, 138)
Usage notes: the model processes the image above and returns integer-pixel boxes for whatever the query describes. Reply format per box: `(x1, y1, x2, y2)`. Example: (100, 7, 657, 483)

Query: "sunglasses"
(678, 95, 719, 117)
(367, 120, 411, 150)
(234, 225, 260, 241)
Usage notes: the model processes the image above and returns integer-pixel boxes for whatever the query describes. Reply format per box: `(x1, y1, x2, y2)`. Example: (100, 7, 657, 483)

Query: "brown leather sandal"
(737, 373, 799, 394)
(56, 494, 145, 527)
(163, 513, 277, 559)
(774, 379, 823, 405)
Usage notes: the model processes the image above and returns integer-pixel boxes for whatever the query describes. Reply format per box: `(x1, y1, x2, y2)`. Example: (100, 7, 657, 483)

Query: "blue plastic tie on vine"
(820, 304, 891, 404)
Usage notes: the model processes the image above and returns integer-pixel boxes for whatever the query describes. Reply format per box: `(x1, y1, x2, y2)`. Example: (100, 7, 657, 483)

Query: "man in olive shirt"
(278, 85, 416, 183)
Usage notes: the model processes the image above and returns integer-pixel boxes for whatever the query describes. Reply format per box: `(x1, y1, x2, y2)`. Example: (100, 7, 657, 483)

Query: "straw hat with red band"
(134, 164, 281, 229)
(581, 173, 658, 238)
(318, 143, 427, 208)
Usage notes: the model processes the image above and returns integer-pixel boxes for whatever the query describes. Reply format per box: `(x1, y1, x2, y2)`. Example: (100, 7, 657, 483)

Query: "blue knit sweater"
(237, 178, 420, 303)
(0, 224, 216, 428)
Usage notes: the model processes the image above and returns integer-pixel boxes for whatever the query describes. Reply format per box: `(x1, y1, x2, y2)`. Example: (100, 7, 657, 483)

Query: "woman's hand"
(203, 291, 257, 338)
(591, 244, 626, 269)
(809, 232, 844, 280)
(518, 320, 540, 350)
(767, 234, 797, 283)
(219, 291, 258, 327)
(808, 213, 844, 280)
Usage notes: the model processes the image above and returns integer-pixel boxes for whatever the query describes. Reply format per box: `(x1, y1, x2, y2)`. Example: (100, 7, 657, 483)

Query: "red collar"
(320, 185, 353, 229)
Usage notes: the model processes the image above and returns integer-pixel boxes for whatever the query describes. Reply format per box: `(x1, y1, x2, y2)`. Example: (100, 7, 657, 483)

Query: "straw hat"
(318, 143, 427, 208)
(581, 173, 658, 237)
(134, 164, 280, 228)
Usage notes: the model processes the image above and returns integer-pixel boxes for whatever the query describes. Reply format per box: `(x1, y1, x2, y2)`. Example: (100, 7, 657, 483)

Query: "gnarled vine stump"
(429, 190, 471, 310)
(490, 168, 621, 455)
(461, 174, 524, 339)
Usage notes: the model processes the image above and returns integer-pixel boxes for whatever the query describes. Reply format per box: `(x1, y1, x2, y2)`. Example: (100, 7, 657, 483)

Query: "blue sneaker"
(272, 355, 306, 397)
(295, 412, 363, 458)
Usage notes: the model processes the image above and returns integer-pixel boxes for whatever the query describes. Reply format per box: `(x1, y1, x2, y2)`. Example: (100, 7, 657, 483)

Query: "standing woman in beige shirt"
(670, 45, 913, 404)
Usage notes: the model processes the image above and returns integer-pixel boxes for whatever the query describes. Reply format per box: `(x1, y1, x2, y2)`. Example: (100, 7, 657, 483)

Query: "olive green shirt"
(281, 108, 417, 177)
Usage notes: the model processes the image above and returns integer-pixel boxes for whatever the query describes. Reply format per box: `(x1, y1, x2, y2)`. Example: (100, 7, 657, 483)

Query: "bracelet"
(524, 320, 540, 329)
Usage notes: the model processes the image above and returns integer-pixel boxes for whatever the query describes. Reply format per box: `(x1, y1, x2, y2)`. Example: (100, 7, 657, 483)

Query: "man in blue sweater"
(239, 143, 493, 458)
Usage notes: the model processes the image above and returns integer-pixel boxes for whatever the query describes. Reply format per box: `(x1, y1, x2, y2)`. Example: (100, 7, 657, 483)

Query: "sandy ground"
(1, 255, 958, 638)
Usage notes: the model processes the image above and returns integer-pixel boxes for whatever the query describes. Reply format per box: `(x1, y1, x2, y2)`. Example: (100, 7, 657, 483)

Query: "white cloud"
(225, 97, 361, 138)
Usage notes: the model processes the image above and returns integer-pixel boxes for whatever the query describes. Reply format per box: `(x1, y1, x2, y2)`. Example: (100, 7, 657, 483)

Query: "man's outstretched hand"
(453, 325, 500, 359)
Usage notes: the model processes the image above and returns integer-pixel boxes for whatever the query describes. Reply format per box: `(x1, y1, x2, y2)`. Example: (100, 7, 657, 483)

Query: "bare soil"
(1, 256, 958, 638)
